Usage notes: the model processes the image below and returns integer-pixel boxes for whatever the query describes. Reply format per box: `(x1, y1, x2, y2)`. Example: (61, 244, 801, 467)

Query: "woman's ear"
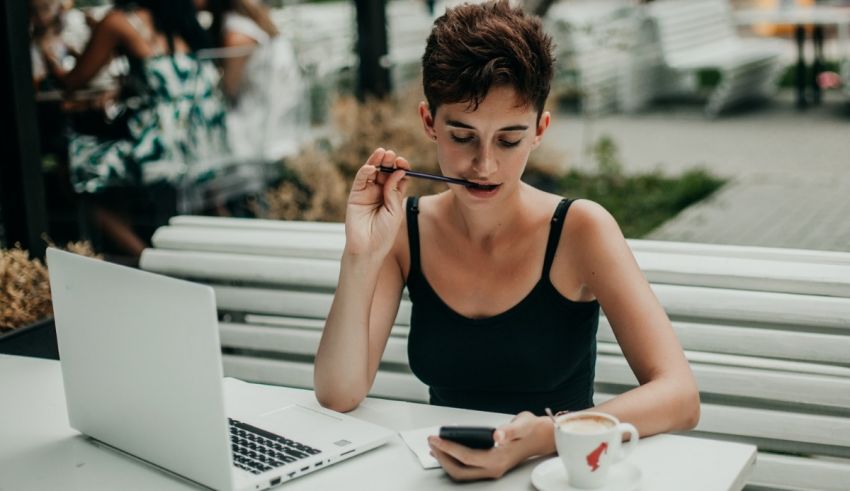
(418, 101, 437, 141)
(531, 111, 551, 150)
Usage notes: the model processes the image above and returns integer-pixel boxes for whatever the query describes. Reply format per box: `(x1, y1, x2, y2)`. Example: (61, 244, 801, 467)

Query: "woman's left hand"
(428, 412, 550, 481)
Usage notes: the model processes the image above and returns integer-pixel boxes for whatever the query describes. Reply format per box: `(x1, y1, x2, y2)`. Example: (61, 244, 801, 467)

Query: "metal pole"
(0, 0, 48, 258)
(354, 0, 391, 101)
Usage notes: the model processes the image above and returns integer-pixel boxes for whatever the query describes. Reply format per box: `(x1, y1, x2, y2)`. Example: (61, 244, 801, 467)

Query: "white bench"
(140, 215, 850, 491)
(646, 0, 787, 117)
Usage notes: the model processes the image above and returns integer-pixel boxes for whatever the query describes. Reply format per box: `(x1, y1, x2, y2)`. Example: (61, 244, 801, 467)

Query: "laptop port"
(300, 466, 310, 472)
(270, 477, 281, 486)
(287, 472, 295, 478)
(315, 461, 323, 467)
(341, 449, 355, 456)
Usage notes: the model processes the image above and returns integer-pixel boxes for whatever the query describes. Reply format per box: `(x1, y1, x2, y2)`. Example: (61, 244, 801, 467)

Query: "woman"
(38, 0, 228, 257)
(314, 0, 699, 481)
(203, 0, 305, 162)
(30, 0, 81, 90)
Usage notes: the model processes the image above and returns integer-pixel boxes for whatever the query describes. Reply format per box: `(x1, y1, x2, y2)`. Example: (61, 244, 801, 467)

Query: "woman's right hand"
(345, 148, 410, 257)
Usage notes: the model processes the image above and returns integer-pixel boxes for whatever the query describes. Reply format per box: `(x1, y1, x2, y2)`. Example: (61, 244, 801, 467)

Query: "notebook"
(46, 248, 393, 491)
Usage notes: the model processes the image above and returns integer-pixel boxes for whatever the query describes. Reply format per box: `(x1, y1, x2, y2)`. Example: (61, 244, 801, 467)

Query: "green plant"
(549, 136, 725, 237)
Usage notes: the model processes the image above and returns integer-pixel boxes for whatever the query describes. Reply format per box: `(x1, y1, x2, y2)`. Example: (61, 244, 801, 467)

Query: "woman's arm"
(42, 11, 126, 91)
(571, 200, 700, 435)
(313, 149, 411, 412)
(220, 30, 257, 101)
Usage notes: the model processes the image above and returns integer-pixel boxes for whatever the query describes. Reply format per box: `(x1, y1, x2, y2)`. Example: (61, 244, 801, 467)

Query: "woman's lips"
(466, 181, 501, 191)
(466, 183, 502, 197)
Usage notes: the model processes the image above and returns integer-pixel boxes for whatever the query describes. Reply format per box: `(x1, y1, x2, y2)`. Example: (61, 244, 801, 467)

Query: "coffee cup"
(553, 411, 639, 489)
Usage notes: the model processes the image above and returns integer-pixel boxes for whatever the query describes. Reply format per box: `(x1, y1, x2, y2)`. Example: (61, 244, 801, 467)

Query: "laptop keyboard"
(229, 418, 322, 475)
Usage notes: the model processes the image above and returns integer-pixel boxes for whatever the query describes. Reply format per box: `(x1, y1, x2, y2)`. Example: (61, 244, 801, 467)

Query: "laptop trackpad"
(256, 405, 342, 440)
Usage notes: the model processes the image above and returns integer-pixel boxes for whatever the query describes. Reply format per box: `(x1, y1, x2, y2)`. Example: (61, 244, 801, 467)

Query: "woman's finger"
(429, 445, 491, 481)
(375, 149, 397, 186)
(428, 436, 486, 468)
(351, 163, 379, 193)
(366, 147, 386, 166)
(494, 411, 538, 445)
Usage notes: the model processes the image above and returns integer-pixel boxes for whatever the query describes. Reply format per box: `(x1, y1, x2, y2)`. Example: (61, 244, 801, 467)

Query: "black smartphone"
(438, 426, 496, 449)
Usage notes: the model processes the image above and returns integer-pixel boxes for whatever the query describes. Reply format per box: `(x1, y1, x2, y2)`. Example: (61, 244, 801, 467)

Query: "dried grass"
(0, 241, 100, 331)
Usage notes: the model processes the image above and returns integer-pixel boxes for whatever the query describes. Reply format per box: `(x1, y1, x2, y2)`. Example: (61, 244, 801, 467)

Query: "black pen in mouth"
(378, 166, 500, 190)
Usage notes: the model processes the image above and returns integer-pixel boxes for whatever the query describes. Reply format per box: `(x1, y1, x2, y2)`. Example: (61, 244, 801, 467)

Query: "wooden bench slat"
(601, 343, 850, 378)
(214, 285, 412, 327)
(242, 314, 410, 338)
(141, 249, 341, 289)
(596, 349, 850, 410)
(637, 251, 850, 297)
(220, 322, 410, 366)
(222, 355, 429, 403)
(168, 215, 344, 233)
(150, 227, 345, 260)
(212, 281, 850, 333)
(627, 239, 850, 266)
(750, 453, 850, 491)
(163, 216, 850, 267)
(144, 245, 850, 298)
(596, 393, 850, 452)
(652, 284, 850, 332)
(598, 318, 850, 366)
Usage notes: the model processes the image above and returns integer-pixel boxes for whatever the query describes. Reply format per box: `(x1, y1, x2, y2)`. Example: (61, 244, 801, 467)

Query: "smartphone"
(438, 426, 496, 449)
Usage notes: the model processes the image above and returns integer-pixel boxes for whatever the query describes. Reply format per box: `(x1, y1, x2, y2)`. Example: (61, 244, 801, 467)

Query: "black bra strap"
(542, 199, 573, 276)
(406, 196, 421, 274)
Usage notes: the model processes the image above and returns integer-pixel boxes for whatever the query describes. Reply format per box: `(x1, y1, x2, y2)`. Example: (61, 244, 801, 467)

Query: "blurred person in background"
(201, 0, 306, 162)
(30, 0, 83, 90)
(36, 0, 229, 259)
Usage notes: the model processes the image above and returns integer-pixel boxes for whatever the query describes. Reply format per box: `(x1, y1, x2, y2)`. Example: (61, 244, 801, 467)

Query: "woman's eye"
(499, 139, 521, 148)
(450, 135, 474, 144)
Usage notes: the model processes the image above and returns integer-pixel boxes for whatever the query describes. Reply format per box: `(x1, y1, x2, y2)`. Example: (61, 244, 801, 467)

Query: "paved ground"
(544, 89, 850, 251)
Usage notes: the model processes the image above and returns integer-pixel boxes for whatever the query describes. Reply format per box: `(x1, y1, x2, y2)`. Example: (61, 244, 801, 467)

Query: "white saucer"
(531, 457, 641, 491)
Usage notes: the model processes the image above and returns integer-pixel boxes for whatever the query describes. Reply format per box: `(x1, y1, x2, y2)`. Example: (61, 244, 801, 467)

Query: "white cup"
(553, 411, 639, 489)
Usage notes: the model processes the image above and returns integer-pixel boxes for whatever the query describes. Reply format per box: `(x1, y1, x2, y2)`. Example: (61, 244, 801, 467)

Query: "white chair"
(646, 0, 787, 117)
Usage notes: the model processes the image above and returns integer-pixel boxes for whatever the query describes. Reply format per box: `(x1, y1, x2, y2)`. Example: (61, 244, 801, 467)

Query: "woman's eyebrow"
(445, 119, 529, 132)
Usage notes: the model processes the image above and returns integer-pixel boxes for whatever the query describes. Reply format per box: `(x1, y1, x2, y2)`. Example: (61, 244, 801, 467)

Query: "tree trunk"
(354, 0, 391, 101)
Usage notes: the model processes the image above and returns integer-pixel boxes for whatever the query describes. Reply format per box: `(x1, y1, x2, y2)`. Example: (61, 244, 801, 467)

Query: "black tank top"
(405, 197, 600, 416)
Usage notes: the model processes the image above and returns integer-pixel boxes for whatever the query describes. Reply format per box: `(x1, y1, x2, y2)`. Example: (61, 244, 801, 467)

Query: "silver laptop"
(46, 248, 393, 491)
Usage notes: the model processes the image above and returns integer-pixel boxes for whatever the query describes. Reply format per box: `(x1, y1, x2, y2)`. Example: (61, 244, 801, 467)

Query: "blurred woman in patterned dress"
(37, 0, 228, 258)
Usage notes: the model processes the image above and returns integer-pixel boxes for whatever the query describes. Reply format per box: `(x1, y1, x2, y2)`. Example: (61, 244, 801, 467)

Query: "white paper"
(399, 426, 441, 469)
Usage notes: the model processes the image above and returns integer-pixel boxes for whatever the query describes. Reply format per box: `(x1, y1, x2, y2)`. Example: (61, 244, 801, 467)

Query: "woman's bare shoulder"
(561, 199, 627, 259)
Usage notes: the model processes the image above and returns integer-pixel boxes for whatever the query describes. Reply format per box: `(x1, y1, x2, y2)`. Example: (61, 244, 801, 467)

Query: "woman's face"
(31, 0, 60, 31)
(419, 84, 550, 205)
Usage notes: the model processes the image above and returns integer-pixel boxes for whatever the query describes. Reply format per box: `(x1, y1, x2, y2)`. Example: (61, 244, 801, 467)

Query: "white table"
(0, 355, 756, 491)
(735, 6, 850, 107)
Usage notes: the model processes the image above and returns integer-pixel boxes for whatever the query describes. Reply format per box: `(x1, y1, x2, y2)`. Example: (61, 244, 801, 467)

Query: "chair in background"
(545, 1, 660, 116)
(646, 0, 787, 117)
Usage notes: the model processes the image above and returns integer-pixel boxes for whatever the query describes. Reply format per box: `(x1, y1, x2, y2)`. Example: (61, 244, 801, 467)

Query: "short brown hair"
(421, 0, 554, 120)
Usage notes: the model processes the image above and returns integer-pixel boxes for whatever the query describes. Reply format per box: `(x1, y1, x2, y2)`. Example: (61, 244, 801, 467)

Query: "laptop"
(46, 248, 394, 491)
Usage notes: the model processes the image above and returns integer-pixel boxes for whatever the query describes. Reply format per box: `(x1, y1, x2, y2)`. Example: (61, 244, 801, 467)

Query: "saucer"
(531, 457, 641, 491)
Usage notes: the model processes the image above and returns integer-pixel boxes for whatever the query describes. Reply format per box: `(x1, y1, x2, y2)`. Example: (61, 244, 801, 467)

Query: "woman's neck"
(446, 184, 529, 250)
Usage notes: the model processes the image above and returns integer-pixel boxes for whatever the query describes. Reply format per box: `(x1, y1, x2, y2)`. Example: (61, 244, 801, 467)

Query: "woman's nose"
(473, 145, 497, 177)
